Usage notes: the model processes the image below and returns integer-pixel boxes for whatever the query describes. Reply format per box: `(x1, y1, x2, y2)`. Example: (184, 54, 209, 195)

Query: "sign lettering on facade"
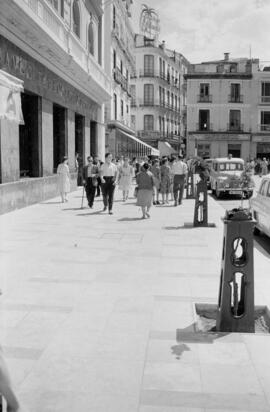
(0, 35, 97, 119)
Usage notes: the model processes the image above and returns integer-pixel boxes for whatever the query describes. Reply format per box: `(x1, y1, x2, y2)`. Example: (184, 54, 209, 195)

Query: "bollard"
(186, 170, 195, 199)
(193, 180, 208, 227)
(216, 208, 255, 333)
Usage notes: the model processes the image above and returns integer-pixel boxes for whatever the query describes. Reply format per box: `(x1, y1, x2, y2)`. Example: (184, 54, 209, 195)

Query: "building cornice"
(184, 74, 252, 80)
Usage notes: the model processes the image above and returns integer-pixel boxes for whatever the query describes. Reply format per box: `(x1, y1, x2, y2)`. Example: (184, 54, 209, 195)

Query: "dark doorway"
(90, 121, 97, 157)
(53, 104, 67, 172)
(228, 144, 241, 158)
(75, 113, 85, 161)
(199, 110, 210, 131)
(19, 92, 41, 177)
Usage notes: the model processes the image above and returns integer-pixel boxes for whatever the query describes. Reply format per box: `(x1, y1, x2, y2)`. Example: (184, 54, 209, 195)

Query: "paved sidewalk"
(1, 186, 270, 412)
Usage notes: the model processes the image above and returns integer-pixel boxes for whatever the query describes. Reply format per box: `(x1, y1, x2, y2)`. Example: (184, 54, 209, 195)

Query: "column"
(67, 109, 75, 171)
(84, 117, 91, 162)
(97, 104, 105, 161)
(0, 119, 19, 183)
(41, 98, 53, 176)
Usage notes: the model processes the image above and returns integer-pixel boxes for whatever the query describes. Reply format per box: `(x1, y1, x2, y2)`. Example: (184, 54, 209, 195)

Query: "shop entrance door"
(19, 92, 41, 177)
(228, 144, 241, 158)
(90, 121, 97, 157)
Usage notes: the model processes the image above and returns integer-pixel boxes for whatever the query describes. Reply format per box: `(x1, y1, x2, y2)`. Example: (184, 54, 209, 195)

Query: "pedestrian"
(0, 349, 21, 411)
(57, 156, 70, 203)
(136, 163, 155, 219)
(261, 157, 268, 175)
(171, 155, 188, 206)
(160, 157, 171, 204)
(100, 153, 118, 215)
(118, 157, 133, 201)
(94, 156, 102, 197)
(151, 159, 161, 205)
(82, 156, 99, 208)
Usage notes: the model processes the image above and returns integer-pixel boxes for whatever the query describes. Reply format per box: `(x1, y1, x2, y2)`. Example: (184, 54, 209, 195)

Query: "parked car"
(251, 174, 270, 237)
(210, 157, 253, 199)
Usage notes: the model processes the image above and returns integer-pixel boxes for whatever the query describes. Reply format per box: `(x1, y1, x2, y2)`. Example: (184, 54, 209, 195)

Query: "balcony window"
(200, 83, 209, 98)
(261, 111, 270, 131)
(229, 110, 241, 131)
(230, 84, 241, 102)
(114, 93, 117, 120)
(144, 115, 154, 131)
(262, 82, 270, 103)
(72, 0, 80, 38)
(113, 5, 116, 29)
(144, 84, 154, 105)
(144, 55, 154, 76)
(88, 21, 94, 56)
(48, 0, 58, 11)
(199, 110, 210, 131)
(121, 100, 124, 117)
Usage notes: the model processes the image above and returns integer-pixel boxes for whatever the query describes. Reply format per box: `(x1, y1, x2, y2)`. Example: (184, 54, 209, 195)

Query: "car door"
(258, 180, 269, 232)
(253, 179, 267, 231)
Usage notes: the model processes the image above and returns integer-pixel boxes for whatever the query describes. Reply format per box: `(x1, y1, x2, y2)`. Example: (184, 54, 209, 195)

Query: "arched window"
(72, 0, 80, 38)
(88, 21, 94, 55)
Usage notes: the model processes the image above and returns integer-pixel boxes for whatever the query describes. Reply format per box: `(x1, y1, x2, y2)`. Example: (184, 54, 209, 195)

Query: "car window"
(259, 180, 268, 196)
(218, 162, 243, 171)
(267, 181, 270, 198)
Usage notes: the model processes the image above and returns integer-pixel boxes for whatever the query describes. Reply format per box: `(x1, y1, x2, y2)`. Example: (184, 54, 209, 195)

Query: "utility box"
(193, 180, 208, 226)
(186, 170, 195, 199)
(216, 208, 255, 333)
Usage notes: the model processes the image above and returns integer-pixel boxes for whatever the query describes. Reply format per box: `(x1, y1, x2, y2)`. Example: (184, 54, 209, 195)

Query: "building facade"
(185, 53, 270, 160)
(130, 34, 189, 156)
(0, 0, 111, 213)
(103, 0, 157, 159)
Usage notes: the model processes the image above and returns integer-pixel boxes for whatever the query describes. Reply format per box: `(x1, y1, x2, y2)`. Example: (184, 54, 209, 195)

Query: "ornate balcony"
(227, 123, 244, 132)
(197, 95, 212, 103)
(196, 123, 213, 132)
(228, 95, 243, 103)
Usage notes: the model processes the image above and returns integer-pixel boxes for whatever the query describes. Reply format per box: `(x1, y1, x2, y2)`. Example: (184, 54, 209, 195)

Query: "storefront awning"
(120, 130, 160, 156)
(0, 70, 24, 124)
(158, 141, 177, 156)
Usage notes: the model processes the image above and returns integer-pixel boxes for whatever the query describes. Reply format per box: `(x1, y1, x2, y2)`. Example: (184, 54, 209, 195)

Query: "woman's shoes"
(146, 212, 150, 218)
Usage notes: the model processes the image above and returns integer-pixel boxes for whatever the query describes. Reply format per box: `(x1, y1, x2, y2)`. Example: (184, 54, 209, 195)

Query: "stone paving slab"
(1, 185, 270, 411)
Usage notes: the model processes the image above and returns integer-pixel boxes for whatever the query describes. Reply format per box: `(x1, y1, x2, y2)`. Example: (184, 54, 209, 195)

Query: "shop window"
(53, 104, 67, 172)
(144, 84, 154, 105)
(262, 82, 270, 103)
(88, 21, 94, 55)
(228, 144, 241, 158)
(75, 114, 84, 167)
(72, 0, 80, 38)
(229, 110, 241, 131)
(144, 55, 154, 76)
(19, 92, 41, 178)
(121, 100, 124, 117)
(90, 121, 97, 157)
(144, 115, 154, 131)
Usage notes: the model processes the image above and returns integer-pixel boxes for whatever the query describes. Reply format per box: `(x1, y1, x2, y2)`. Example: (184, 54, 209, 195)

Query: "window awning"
(119, 130, 160, 156)
(158, 141, 177, 156)
(0, 70, 24, 124)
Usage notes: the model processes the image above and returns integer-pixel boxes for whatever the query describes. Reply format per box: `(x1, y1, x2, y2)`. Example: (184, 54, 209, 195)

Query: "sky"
(130, 0, 270, 64)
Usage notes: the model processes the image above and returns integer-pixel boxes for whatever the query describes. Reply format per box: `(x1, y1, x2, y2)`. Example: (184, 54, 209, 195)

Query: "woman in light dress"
(57, 156, 70, 203)
(160, 157, 171, 204)
(118, 157, 133, 201)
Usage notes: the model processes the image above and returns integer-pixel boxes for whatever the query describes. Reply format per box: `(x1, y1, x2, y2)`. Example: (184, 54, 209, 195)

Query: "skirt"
(136, 189, 153, 207)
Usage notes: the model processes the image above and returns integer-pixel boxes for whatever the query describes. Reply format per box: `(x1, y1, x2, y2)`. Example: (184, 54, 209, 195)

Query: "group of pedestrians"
(56, 153, 189, 218)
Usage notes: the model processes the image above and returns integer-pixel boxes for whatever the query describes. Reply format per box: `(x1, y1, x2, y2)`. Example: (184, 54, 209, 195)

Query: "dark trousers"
(101, 177, 115, 210)
(173, 174, 185, 203)
(85, 178, 96, 207)
(96, 177, 101, 196)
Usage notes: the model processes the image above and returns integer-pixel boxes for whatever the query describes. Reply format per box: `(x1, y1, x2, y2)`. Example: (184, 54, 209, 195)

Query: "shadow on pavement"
(40, 201, 62, 205)
(76, 211, 104, 216)
(254, 234, 270, 257)
(118, 217, 144, 222)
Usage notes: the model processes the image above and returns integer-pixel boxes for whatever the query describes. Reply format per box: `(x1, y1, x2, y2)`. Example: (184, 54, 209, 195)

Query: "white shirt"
(100, 162, 118, 177)
(171, 160, 188, 175)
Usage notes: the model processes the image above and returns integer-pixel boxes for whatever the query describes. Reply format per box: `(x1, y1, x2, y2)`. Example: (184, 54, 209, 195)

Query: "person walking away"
(57, 156, 70, 203)
(94, 156, 102, 197)
(136, 163, 154, 219)
(261, 157, 268, 175)
(160, 157, 171, 204)
(118, 157, 133, 201)
(100, 153, 118, 215)
(171, 155, 188, 206)
(151, 159, 161, 205)
(83, 156, 99, 208)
